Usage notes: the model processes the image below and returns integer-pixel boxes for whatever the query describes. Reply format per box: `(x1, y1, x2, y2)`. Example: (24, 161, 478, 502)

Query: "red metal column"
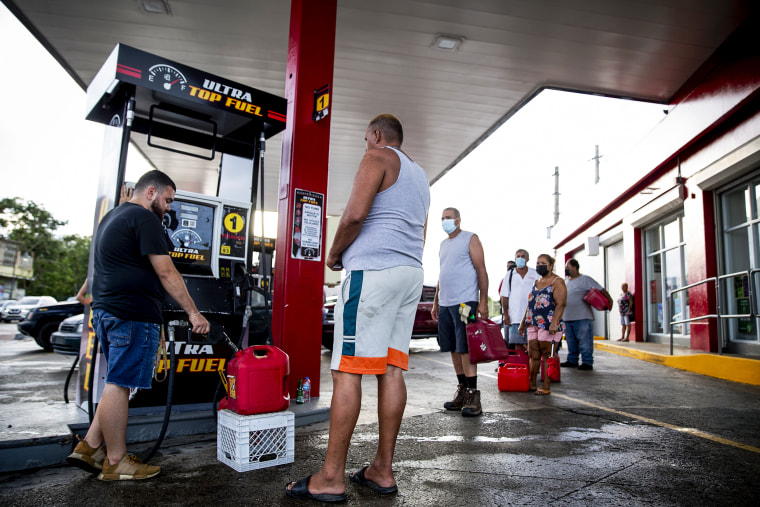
(273, 0, 337, 398)
(684, 187, 718, 352)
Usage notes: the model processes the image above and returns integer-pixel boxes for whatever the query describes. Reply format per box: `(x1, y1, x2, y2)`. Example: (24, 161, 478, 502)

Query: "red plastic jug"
(225, 345, 290, 415)
(498, 363, 529, 392)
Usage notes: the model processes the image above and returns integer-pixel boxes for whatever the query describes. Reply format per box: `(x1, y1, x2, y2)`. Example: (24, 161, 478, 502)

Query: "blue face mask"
(442, 219, 457, 234)
(515, 258, 527, 269)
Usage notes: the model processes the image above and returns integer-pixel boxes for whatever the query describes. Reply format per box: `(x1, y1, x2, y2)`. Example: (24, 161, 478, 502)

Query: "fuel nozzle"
(259, 131, 266, 154)
(167, 320, 190, 343)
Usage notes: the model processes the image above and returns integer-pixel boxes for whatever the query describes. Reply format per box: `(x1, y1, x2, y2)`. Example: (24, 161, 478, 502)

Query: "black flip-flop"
(349, 465, 398, 494)
(285, 475, 347, 503)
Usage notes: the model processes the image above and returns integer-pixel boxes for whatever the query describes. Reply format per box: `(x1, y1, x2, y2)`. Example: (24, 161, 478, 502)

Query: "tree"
(0, 197, 90, 300)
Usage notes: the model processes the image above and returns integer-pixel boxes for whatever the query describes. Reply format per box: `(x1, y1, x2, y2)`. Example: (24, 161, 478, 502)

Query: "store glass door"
(644, 213, 689, 343)
(719, 179, 760, 352)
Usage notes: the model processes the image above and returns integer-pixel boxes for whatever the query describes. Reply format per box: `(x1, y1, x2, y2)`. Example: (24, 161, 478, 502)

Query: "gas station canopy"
(5, 0, 754, 215)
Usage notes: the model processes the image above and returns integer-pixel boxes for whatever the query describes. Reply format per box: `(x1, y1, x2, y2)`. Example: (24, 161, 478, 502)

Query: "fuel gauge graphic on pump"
(165, 199, 215, 276)
(171, 228, 204, 248)
(148, 64, 188, 92)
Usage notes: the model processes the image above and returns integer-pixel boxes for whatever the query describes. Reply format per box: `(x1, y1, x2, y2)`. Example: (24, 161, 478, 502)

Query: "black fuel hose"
(87, 338, 98, 423)
(63, 354, 79, 404)
(142, 322, 178, 463)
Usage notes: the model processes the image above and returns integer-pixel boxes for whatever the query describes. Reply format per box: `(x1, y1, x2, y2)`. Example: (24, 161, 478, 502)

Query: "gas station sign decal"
(313, 85, 330, 121)
(292, 189, 324, 261)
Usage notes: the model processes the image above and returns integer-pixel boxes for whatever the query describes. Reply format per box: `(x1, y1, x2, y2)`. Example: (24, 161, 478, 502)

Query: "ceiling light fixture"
(432, 34, 464, 51)
(139, 0, 171, 15)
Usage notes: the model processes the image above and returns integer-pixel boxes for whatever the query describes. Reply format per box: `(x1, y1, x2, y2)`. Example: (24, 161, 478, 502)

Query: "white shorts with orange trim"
(331, 265, 424, 375)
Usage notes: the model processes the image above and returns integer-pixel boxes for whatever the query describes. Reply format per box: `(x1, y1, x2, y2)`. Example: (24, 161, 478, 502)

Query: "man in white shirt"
(499, 249, 540, 351)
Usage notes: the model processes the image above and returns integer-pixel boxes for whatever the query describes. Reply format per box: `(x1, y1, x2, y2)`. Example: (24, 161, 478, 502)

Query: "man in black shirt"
(67, 170, 209, 481)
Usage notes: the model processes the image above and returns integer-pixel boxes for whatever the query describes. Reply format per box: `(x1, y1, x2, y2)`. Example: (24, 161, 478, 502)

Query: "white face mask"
(442, 219, 457, 234)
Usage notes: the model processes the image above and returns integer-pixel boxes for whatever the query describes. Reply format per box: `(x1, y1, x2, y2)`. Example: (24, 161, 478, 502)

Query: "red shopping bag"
(467, 318, 510, 364)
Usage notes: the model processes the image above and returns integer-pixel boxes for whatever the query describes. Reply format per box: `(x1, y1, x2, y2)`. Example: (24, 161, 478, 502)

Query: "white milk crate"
(217, 409, 295, 472)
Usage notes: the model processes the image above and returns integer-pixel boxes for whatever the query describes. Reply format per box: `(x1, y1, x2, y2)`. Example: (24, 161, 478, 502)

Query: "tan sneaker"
(67, 435, 106, 474)
(443, 384, 466, 411)
(97, 454, 161, 481)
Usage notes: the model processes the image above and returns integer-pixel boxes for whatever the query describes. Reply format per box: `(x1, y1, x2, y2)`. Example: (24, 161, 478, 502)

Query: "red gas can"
(498, 363, 529, 392)
(224, 345, 290, 415)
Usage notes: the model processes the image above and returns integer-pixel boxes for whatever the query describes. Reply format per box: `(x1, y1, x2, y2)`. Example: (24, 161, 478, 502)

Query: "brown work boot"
(443, 384, 465, 411)
(97, 454, 161, 481)
(66, 435, 106, 474)
(461, 388, 482, 417)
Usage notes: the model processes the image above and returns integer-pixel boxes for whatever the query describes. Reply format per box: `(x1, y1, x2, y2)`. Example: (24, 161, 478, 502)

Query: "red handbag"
(467, 318, 510, 364)
(583, 287, 611, 311)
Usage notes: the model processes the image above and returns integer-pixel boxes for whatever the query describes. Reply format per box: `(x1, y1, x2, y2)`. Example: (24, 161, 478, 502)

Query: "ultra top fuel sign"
(86, 44, 288, 148)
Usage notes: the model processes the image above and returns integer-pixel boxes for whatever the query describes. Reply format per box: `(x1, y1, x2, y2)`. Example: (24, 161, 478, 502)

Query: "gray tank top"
(438, 230, 479, 306)
(342, 147, 430, 271)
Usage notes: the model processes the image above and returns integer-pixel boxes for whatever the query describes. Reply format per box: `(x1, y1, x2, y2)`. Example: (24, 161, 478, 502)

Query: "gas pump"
(76, 44, 286, 419)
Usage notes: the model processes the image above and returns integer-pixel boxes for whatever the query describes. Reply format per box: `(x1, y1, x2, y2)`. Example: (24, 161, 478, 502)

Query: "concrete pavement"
(1, 326, 760, 505)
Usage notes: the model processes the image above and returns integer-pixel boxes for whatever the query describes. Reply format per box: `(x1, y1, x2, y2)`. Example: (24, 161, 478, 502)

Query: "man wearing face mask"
(432, 208, 489, 417)
(499, 249, 540, 351)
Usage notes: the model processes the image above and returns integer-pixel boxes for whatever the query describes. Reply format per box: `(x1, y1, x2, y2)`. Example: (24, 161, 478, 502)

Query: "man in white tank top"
(432, 208, 489, 417)
(286, 114, 430, 502)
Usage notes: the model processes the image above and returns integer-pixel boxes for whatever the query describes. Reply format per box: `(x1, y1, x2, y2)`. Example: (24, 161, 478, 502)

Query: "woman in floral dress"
(518, 254, 566, 395)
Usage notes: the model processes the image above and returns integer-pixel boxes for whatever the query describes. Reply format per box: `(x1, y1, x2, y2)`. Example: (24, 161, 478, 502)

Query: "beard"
(150, 199, 165, 219)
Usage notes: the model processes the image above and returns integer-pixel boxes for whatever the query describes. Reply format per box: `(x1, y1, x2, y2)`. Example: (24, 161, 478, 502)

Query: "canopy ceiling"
(4, 0, 752, 215)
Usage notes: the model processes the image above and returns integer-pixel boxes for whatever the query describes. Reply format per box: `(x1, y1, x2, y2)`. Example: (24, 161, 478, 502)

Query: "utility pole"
(591, 144, 602, 184)
(547, 165, 560, 239)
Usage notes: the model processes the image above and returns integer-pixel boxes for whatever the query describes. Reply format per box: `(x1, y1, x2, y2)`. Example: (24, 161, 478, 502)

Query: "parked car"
(50, 313, 85, 356)
(0, 300, 18, 320)
(321, 284, 438, 350)
(17, 299, 83, 351)
(2, 296, 57, 322)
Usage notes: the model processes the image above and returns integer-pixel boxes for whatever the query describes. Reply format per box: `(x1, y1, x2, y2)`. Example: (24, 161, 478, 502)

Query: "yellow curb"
(596, 342, 760, 386)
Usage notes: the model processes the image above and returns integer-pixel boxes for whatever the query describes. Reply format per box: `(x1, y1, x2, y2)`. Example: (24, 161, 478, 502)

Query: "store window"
(644, 214, 689, 338)
(719, 178, 760, 345)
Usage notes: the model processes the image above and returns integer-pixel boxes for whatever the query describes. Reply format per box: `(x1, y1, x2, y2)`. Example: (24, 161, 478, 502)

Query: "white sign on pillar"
(291, 188, 324, 261)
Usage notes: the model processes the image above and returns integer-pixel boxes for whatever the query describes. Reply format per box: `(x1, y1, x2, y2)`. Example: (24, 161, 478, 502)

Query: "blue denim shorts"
(92, 308, 161, 390)
(437, 301, 478, 354)
(508, 323, 527, 344)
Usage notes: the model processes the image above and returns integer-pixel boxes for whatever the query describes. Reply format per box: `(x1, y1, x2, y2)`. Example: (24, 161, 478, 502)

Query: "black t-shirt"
(92, 203, 170, 323)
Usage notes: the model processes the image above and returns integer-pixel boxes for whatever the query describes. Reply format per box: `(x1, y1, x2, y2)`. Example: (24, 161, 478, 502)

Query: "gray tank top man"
(342, 147, 430, 271)
(437, 230, 479, 306)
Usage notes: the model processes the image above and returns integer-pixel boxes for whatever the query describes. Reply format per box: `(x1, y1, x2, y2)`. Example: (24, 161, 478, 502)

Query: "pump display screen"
(164, 199, 215, 276)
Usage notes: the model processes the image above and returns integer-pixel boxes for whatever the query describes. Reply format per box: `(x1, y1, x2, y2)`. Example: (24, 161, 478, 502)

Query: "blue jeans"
(92, 308, 161, 389)
(563, 319, 594, 366)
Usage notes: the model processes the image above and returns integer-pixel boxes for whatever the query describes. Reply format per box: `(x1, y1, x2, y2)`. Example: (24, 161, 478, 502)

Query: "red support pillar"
(273, 0, 337, 398)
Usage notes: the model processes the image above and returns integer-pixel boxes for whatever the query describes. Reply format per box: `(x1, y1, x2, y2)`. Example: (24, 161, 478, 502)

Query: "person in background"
(500, 249, 539, 352)
(286, 114, 430, 502)
(432, 207, 489, 417)
(617, 282, 634, 342)
(518, 254, 566, 395)
(561, 259, 612, 371)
